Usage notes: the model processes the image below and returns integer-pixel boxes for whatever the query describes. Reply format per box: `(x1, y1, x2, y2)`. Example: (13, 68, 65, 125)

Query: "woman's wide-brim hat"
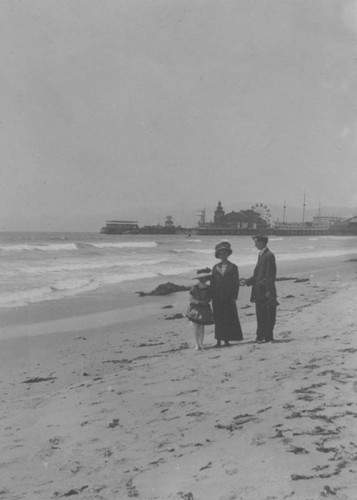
(215, 240, 232, 258)
(192, 267, 212, 280)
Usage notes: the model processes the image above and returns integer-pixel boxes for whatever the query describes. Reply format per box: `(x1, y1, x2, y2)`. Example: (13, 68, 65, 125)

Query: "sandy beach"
(1, 255, 357, 500)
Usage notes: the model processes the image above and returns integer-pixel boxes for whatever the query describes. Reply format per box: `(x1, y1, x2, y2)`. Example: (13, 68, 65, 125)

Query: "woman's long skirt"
(212, 298, 243, 341)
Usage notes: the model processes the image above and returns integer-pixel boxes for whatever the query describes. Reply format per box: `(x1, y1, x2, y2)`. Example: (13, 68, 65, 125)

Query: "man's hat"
(193, 267, 212, 280)
(215, 240, 232, 259)
(252, 234, 268, 244)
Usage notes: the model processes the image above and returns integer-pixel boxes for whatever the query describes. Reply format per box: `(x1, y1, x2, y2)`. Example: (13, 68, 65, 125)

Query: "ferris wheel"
(251, 203, 272, 225)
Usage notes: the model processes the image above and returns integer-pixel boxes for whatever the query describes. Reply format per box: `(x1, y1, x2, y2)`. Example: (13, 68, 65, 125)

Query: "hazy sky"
(1, 0, 357, 230)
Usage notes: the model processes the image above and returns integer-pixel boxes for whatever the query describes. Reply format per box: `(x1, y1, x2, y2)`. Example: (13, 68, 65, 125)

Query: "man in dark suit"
(245, 235, 278, 343)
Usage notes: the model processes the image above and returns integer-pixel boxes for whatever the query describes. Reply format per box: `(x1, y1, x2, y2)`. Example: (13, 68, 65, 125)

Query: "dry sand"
(1, 256, 357, 500)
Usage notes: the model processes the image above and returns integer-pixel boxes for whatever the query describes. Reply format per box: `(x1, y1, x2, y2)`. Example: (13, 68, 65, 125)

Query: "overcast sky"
(1, 0, 357, 230)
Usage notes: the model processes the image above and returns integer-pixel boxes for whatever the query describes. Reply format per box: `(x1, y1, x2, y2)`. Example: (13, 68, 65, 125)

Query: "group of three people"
(188, 236, 278, 350)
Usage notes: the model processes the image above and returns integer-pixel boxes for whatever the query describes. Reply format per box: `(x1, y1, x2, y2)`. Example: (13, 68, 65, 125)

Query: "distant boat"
(100, 220, 139, 234)
(100, 215, 178, 235)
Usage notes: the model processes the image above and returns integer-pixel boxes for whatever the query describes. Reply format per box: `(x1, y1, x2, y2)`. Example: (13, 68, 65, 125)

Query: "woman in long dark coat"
(211, 241, 243, 347)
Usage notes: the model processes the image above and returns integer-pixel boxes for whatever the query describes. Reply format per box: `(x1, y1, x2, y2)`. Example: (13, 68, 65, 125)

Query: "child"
(187, 268, 214, 350)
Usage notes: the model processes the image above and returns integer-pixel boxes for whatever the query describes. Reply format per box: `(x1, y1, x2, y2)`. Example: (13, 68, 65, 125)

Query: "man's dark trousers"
(255, 296, 277, 342)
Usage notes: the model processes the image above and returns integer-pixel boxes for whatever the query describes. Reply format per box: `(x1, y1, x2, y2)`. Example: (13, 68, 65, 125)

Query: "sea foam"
(0, 243, 78, 252)
(88, 241, 158, 249)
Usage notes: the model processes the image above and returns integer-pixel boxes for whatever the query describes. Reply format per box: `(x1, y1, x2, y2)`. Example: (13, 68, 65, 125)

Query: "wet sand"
(1, 255, 357, 499)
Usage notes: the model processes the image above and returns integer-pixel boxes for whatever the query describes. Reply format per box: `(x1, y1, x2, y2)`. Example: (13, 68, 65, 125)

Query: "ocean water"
(0, 231, 356, 309)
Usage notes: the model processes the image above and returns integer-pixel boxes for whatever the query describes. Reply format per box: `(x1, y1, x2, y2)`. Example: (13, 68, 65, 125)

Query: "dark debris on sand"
(275, 276, 310, 282)
(165, 313, 185, 320)
(108, 418, 120, 428)
(54, 485, 88, 497)
(22, 376, 57, 384)
(215, 414, 257, 431)
(136, 282, 190, 297)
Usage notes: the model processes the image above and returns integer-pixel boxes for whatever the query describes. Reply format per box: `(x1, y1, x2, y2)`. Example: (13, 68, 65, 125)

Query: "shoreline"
(0, 252, 355, 333)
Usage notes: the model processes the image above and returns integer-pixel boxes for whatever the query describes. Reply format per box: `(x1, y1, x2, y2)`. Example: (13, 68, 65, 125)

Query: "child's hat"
(193, 267, 212, 280)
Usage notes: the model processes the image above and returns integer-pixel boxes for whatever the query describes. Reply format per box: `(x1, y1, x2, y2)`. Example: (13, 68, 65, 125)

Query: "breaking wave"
(0, 243, 78, 252)
(87, 241, 158, 249)
(0, 240, 158, 252)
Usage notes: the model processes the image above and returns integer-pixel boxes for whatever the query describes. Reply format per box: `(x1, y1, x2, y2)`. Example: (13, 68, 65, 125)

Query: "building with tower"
(196, 201, 269, 235)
